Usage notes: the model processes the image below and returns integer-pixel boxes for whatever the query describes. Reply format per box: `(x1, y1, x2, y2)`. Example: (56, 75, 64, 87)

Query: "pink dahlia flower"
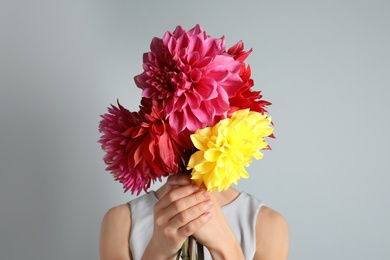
(134, 24, 244, 133)
(98, 100, 187, 195)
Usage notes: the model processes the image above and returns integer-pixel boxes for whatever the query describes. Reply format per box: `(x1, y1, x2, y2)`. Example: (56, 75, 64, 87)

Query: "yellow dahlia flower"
(187, 109, 273, 192)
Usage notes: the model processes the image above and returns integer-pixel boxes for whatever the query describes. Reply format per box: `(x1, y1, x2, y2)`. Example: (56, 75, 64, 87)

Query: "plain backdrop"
(1, 1, 389, 259)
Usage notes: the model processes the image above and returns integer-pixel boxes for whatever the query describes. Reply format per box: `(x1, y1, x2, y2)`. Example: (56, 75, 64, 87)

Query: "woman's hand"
(192, 192, 245, 260)
(142, 174, 214, 260)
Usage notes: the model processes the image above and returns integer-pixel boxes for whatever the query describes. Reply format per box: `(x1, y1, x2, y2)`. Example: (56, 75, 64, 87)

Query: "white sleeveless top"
(128, 191, 264, 260)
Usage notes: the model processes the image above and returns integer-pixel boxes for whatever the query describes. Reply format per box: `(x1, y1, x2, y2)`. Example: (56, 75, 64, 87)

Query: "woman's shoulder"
(100, 204, 132, 259)
(101, 204, 132, 228)
(254, 205, 289, 259)
(257, 206, 289, 233)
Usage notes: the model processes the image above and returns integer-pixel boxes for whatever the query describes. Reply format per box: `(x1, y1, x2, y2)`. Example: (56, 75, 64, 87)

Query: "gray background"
(1, 0, 389, 259)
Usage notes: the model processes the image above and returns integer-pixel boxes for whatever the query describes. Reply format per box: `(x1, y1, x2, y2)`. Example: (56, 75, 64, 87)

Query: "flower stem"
(179, 236, 204, 260)
(180, 237, 189, 260)
(176, 247, 182, 260)
(189, 236, 196, 260)
(197, 241, 204, 260)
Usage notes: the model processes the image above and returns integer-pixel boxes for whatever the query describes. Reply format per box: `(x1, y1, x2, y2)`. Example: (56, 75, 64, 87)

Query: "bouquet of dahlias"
(99, 24, 274, 260)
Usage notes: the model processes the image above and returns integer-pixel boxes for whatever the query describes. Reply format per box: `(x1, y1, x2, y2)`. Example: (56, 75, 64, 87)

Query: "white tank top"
(128, 191, 264, 260)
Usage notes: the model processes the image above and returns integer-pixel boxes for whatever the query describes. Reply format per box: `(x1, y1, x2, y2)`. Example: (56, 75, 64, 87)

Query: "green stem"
(189, 236, 196, 260)
(179, 236, 204, 260)
(176, 247, 182, 260)
(180, 237, 189, 260)
(197, 240, 204, 260)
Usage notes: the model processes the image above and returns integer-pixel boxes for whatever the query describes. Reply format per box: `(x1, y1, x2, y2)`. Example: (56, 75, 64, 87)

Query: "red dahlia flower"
(227, 41, 272, 116)
(98, 101, 187, 195)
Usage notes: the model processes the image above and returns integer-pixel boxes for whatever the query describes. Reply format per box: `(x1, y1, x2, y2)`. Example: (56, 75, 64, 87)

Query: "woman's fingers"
(157, 187, 212, 218)
(156, 184, 200, 209)
(166, 174, 193, 189)
(155, 183, 213, 229)
(170, 196, 214, 230)
(167, 190, 212, 219)
(177, 211, 212, 238)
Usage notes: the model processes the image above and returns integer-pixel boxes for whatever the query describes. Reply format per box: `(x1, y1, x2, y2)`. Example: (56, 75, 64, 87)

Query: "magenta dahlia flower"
(98, 100, 187, 195)
(134, 24, 244, 133)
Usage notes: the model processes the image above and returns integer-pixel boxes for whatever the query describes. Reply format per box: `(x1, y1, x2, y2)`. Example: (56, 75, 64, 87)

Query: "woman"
(100, 174, 289, 259)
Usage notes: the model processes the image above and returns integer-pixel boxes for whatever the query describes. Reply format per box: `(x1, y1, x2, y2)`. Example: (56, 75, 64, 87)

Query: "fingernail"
(206, 199, 214, 208)
(192, 185, 200, 191)
(202, 191, 210, 199)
